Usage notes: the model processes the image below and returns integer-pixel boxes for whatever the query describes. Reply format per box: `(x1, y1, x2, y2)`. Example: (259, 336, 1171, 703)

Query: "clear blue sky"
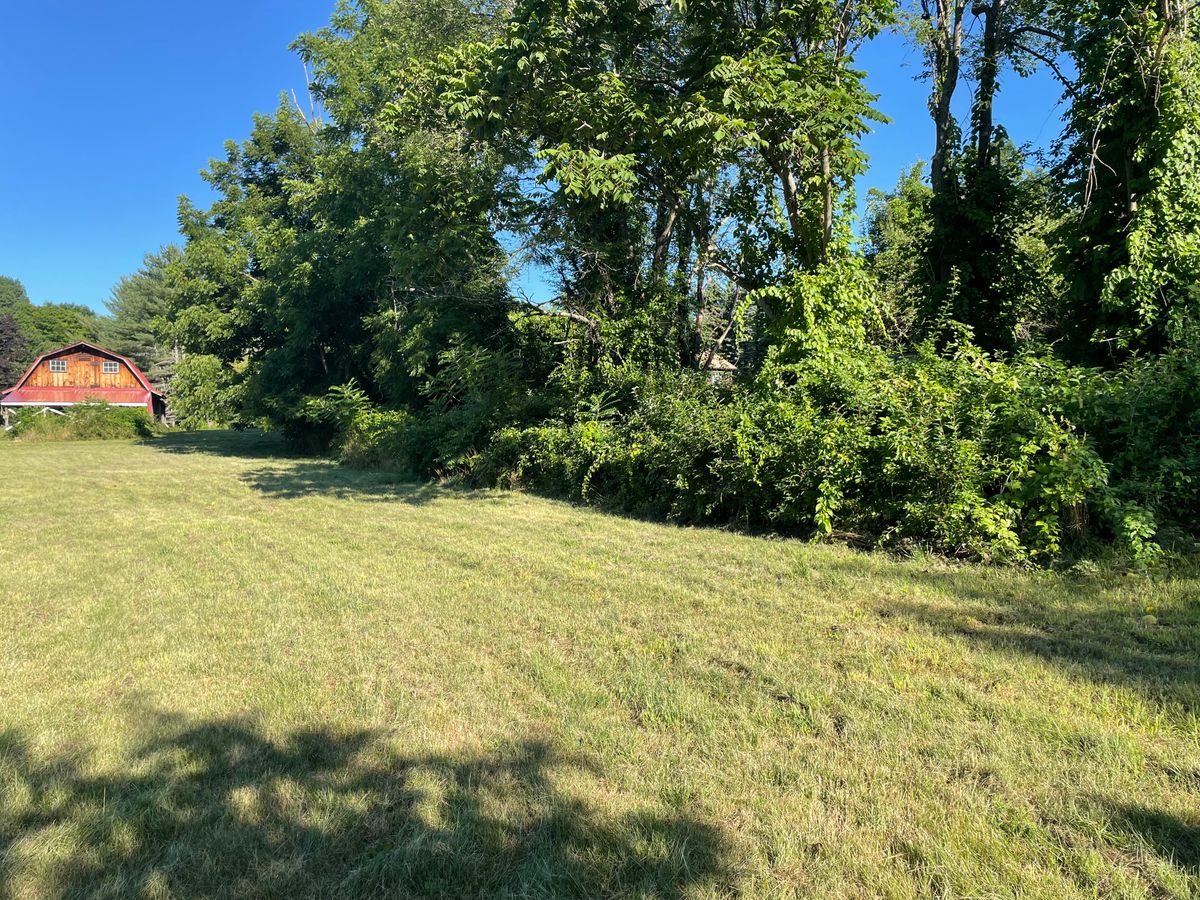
(0, 2, 1068, 313)
(0, 0, 332, 311)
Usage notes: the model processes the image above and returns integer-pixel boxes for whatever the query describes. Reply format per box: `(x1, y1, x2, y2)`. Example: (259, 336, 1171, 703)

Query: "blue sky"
(857, 31, 1070, 202)
(0, 2, 1069, 313)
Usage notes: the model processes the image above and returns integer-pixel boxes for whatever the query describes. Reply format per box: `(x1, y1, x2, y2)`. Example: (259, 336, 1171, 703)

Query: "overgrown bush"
(473, 343, 1146, 564)
(303, 383, 418, 468)
(5, 401, 158, 442)
(169, 354, 242, 429)
(476, 373, 742, 519)
(306, 338, 1200, 567)
(1074, 344, 1200, 557)
(303, 330, 563, 475)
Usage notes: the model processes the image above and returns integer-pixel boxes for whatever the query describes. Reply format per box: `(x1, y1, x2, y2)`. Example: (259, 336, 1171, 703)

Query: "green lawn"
(1, 432, 1197, 898)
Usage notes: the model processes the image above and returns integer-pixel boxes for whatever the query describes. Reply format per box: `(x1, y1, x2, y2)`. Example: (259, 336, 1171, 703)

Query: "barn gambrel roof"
(2, 341, 162, 398)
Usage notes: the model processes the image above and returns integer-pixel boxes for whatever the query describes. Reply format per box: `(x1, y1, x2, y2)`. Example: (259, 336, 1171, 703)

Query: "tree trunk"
(974, 0, 1005, 169)
(766, 151, 817, 267)
(924, 0, 967, 288)
(820, 146, 834, 258)
(651, 192, 679, 281)
(926, 0, 966, 199)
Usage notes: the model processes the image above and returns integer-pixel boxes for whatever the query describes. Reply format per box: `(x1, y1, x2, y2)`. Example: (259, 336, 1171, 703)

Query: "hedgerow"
(308, 338, 1189, 566)
(473, 345, 1117, 563)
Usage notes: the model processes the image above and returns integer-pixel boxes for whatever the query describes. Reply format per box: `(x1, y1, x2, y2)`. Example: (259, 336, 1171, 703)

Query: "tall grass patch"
(5, 400, 158, 442)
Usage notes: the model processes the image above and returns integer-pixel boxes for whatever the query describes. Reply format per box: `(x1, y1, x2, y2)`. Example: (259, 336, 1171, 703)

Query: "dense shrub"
(6, 401, 158, 442)
(474, 344, 1132, 564)
(169, 354, 242, 429)
(304, 332, 563, 475)
(1075, 345, 1200, 556)
(335, 408, 416, 469)
(741, 346, 1110, 561)
(309, 336, 1200, 566)
(477, 374, 742, 519)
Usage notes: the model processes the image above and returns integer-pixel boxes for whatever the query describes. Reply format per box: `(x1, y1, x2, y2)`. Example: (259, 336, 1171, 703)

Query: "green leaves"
(1059, 0, 1200, 359)
(535, 145, 639, 205)
(760, 250, 878, 363)
(169, 354, 242, 428)
(155, 0, 1200, 567)
(1098, 34, 1200, 351)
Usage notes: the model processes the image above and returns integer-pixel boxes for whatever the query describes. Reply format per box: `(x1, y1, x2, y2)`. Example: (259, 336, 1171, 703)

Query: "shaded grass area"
(1, 431, 1198, 897)
(0, 718, 724, 898)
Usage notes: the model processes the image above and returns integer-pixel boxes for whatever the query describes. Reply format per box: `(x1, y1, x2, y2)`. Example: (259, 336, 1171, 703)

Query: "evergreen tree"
(106, 246, 181, 382)
(0, 312, 29, 386)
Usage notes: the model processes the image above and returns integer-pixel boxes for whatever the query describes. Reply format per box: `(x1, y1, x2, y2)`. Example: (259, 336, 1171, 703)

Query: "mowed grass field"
(1, 432, 1198, 899)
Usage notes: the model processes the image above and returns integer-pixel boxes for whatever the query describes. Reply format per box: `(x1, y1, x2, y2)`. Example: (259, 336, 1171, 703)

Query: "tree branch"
(1008, 25, 1066, 43)
(511, 296, 599, 334)
(1014, 43, 1079, 97)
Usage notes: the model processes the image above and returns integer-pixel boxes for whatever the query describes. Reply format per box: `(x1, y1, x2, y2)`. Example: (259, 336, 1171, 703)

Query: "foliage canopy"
(141, 0, 1200, 564)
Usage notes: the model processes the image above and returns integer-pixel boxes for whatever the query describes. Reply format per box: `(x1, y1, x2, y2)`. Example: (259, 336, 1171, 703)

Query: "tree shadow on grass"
(237, 463, 514, 507)
(148, 430, 504, 506)
(238, 462, 441, 504)
(863, 563, 1200, 717)
(148, 429, 298, 460)
(0, 714, 731, 899)
(1105, 802, 1200, 872)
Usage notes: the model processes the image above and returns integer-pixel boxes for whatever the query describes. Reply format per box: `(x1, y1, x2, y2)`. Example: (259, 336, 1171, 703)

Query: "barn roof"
(1, 387, 156, 406)
(1, 341, 162, 399)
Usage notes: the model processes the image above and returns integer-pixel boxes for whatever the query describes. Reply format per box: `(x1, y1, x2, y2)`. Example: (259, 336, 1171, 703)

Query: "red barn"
(1, 341, 166, 426)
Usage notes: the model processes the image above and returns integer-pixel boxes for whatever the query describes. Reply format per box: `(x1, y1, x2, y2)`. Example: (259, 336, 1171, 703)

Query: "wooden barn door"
(75, 354, 99, 387)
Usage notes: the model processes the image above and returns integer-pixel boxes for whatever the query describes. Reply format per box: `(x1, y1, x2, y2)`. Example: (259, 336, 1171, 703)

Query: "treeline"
(0, 276, 106, 384)
(155, 0, 1197, 564)
(0, 254, 180, 389)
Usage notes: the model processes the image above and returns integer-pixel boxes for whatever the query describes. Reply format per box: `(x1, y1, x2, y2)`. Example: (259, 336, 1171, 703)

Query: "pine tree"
(0, 312, 29, 386)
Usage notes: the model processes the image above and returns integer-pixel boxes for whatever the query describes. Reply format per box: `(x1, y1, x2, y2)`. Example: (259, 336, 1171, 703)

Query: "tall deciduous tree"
(906, 0, 1066, 350)
(435, 0, 891, 372)
(169, 0, 517, 438)
(1059, 0, 1200, 358)
(0, 274, 105, 357)
(918, 0, 967, 206)
(0, 276, 30, 312)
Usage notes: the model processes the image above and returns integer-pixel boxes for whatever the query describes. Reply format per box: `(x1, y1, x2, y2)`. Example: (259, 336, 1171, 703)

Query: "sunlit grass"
(1, 431, 1197, 897)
